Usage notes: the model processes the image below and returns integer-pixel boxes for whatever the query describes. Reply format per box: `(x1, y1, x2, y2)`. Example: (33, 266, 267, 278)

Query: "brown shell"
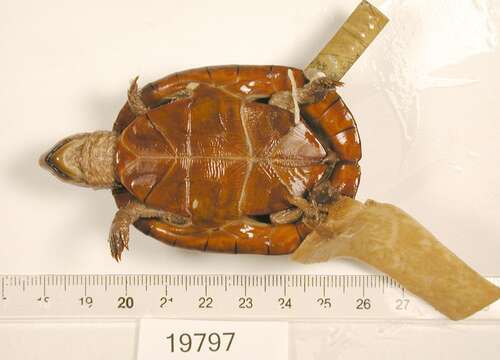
(116, 66, 327, 226)
(112, 65, 361, 254)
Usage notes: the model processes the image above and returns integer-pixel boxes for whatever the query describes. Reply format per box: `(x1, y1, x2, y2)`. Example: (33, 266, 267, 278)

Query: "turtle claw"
(127, 76, 148, 115)
(109, 221, 130, 262)
(108, 201, 160, 262)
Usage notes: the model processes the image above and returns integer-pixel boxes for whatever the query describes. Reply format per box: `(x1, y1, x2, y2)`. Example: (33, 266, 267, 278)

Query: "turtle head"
(40, 131, 118, 189)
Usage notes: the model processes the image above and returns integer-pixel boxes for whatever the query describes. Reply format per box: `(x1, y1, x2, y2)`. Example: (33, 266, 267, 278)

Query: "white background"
(1, 0, 499, 358)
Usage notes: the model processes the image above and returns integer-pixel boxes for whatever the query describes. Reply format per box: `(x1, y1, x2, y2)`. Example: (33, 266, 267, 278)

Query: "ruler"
(0, 274, 499, 320)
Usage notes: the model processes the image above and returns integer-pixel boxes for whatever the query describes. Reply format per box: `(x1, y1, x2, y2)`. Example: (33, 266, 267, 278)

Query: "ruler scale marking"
(0, 275, 498, 319)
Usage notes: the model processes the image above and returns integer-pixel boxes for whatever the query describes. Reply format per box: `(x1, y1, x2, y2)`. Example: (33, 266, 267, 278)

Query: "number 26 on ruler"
(166, 332, 235, 353)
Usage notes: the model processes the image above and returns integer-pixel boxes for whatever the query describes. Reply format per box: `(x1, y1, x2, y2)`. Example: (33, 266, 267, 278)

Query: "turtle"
(40, 65, 361, 261)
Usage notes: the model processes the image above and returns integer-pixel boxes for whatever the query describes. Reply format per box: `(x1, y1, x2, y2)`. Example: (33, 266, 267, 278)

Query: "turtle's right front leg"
(109, 201, 187, 261)
(127, 77, 149, 115)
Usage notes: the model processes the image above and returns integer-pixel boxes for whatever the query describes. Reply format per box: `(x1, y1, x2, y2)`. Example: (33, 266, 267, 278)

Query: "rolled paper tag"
(304, 0, 389, 81)
(292, 197, 500, 320)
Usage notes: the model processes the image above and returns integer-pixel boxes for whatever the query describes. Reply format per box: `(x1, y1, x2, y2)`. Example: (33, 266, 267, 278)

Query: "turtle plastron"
(108, 66, 361, 260)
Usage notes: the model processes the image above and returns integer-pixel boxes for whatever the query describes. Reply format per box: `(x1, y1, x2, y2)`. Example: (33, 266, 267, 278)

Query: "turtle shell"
(114, 68, 328, 226)
(112, 65, 361, 253)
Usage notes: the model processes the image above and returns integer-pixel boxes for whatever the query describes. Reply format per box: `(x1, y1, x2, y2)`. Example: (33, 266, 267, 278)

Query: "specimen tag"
(137, 319, 288, 360)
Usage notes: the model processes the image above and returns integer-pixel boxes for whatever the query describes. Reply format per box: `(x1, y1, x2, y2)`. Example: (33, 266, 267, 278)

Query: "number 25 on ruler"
(166, 332, 235, 353)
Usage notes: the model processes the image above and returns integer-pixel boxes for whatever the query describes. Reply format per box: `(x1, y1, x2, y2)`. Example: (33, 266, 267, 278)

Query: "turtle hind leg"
(269, 178, 339, 226)
(284, 178, 343, 229)
(298, 77, 343, 104)
(269, 208, 304, 225)
(109, 200, 188, 261)
(269, 76, 342, 112)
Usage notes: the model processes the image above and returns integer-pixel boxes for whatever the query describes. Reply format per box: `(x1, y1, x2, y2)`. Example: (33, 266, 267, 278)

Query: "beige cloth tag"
(292, 197, 500, 320)
(305, 1, 389, 81)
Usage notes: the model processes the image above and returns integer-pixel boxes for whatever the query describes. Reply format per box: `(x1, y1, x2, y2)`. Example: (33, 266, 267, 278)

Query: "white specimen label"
(137, 319, 288, 360)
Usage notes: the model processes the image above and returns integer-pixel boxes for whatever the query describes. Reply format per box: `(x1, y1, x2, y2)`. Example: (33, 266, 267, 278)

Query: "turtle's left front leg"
(109, 201, 187, 261)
